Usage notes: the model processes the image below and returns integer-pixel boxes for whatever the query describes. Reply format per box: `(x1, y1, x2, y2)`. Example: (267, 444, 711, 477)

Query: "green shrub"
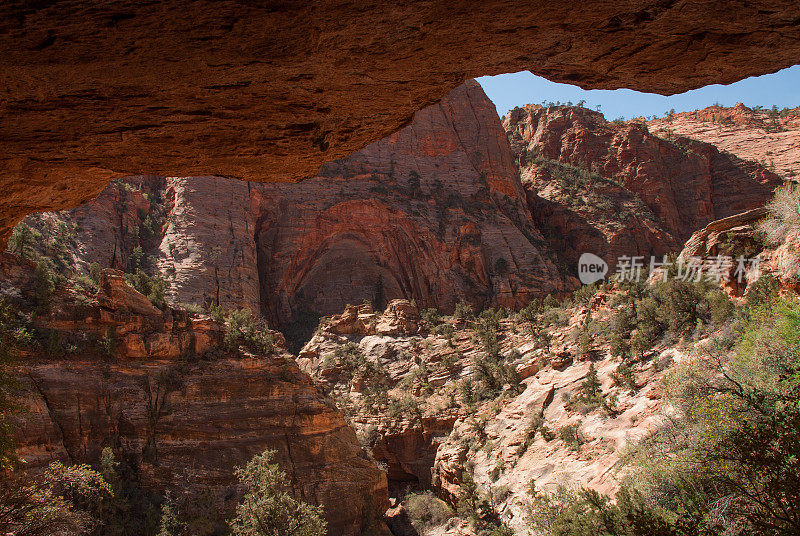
(456, 470, 506, 529)
(0, 298, 33, 467)
(432, 322, 455, 341)
(223, 309, 274, 355)
(573, 284, 597, 306)
(623, 296, 800, 535)
(208, 303, 225, 323)
(405, 492, 453, 532)
(32, 260, 54, 311)
(706, 288, 735, 325)
(127, 245, 145, 272)
(454, 301, 475, 320)
(559, 423, 583, 450)
(421, 307, 442, 326)
(520, 414, 543, 454)
(566, 363, 604, 414)
(525, 485, 680, 536)
(229, 449, 327, 536)
(386, 395, 422, 423)
(609, 328, 630, 360)
(758, 183, 800, 276)
(125, 269, 167, 309)
(9, 222, 38, 260)
(518, 299, 542, 323)
(610, 361, 636, 390)
(609, 303, 635, 339)
(653, 279, 701, 334)
(180, 303, 204, 314)
(540, 425, 556, 442)
(542, 307, 569, 328)
(476, 308, 503, 358)
(745, 273, 779, 307)
(0, 460, 113, 536)
(633, 295, 663, 351)
(580, 363, 601, 399)
(407, 170, 422, 195)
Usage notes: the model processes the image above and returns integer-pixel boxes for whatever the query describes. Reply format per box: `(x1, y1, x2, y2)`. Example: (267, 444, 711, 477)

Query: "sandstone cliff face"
(18, 82, 570, 345)
(3, 258, 387, 536)
(649, 104, 800, 178)
(4, 0, 799, 245)
(25, 176, 164, 273)
(504, 104, 782, 271)
(17, 89, 789, 346)
(252, 81, 567, 326)
(158, 176, 261, 312)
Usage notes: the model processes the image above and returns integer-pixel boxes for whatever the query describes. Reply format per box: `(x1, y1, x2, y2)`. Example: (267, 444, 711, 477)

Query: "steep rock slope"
(251, 81, 567, 326)
(2, 255, 388, 536)
(504, 104, 782, 270)
(648, 104, 800, 178)
(297, 294, 684, 535)
(4, 0, 799, 244)
(18, 82, 570, 341)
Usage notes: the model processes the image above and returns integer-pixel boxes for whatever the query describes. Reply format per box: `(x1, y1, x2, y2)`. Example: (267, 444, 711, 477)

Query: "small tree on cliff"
(229, 449, 326, 536)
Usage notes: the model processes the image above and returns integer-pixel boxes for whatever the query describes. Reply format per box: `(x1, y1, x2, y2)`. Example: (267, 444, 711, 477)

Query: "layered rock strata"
(19, 82, 570, 340)
(504, 104, 783, 271)
(3, 256, 388, 536)
(649, 104, 800, 178)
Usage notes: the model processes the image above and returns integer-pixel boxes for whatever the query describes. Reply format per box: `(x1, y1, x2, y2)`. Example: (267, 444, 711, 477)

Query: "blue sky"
(477, 65, 800, 121)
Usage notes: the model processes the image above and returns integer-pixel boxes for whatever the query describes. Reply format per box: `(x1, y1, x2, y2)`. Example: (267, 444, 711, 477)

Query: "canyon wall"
(504, 104, 783, 270)
(3, 256, 388, 536)
(16, 85, 788, 350)
(648, 103, 800, 178)
(20, 82, 571, 344)
(297, 294, 681, 535)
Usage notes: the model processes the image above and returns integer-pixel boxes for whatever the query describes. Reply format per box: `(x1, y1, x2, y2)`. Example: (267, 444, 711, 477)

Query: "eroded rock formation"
(679, 207, 800, 294)
(297, 294, 679, 535)
(3, 0, 800, 243)
(19, 82, 570, 344)
(504, 104, 783, 270)
(17, 85, 790, 350)
(3, 256, 388, 536)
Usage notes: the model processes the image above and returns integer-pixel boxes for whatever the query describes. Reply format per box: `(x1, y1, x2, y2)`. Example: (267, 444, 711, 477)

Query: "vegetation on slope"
(759, 182, 800, 277)
(526, 287, 800, 536)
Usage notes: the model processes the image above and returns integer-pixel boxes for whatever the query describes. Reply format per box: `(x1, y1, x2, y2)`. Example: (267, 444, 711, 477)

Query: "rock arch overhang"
(2, 0, 799, 243)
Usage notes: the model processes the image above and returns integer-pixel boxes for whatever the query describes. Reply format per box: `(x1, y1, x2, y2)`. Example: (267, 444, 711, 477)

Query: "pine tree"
(581, 363, 601, 400)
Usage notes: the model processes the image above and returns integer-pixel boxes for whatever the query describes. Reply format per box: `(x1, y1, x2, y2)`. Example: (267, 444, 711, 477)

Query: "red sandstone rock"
(4, 260, 387, 536)
(649, 104, 800, 178)
(505, 104, 782, 272)
(679, 207, 800, 296)
(19, 82, 569, 334)
(97, 268, 161, 317)
(384, 504, 421, 536)
(3, 0, 799, 245)
(374, 300, 422, 336)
